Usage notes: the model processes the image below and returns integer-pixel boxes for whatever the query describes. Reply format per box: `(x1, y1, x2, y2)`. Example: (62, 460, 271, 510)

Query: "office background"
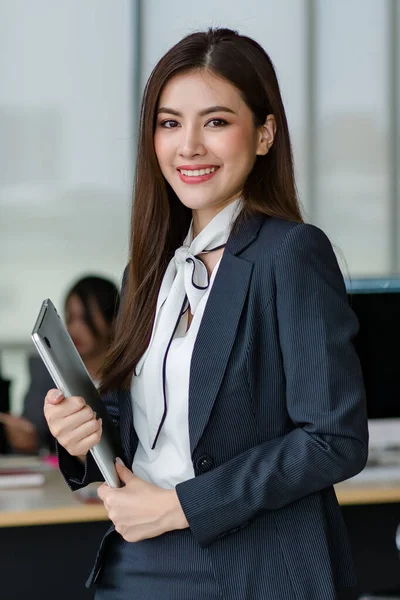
(1, 0, 399, 412)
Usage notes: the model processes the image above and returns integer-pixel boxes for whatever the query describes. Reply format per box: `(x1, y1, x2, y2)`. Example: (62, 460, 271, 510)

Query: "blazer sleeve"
(176, 223, 369, 547)
(56, 389, 121, 490)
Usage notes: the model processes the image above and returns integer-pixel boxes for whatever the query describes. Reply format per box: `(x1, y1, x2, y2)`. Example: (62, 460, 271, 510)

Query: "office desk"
(2, 458, 400, 600)
(337, 472, 400, 598)
(2, 460, 400, 529)
(1, 456, 400, 527)
(0, 467, 107, 528)
(336, 479, 400, 505)
(0, 457, 109, 600)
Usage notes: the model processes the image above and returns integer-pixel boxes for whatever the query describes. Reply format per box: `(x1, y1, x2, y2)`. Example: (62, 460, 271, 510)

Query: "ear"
(256, 114, 277, 156)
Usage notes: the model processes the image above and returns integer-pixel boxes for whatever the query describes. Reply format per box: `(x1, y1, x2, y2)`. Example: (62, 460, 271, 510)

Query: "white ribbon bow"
(134, 198, 242, 448)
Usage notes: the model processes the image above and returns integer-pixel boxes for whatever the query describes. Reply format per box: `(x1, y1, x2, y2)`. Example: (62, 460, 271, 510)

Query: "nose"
(178, 125, 206, 159)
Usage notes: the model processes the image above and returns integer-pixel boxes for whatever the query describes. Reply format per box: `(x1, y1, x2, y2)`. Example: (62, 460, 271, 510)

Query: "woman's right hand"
(44, 389, 102, 458)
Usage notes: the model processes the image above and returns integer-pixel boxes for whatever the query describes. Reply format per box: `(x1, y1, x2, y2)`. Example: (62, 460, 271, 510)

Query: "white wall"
(315, 0, 390, 275)
(0, 0, 134, 345)
(0, 0, 134, 411)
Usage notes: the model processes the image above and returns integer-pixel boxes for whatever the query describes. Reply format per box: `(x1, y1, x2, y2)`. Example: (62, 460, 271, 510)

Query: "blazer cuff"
(56, 442, 103, 491)
(176, 476, 249, 548)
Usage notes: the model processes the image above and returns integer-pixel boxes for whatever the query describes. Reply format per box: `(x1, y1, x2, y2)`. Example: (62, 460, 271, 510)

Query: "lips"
(176, 165, 220, 184)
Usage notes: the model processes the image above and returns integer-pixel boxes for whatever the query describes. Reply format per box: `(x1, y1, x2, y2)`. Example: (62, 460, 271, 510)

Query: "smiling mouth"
(177, 166, 219, 184)
(178, 166, 218, 176)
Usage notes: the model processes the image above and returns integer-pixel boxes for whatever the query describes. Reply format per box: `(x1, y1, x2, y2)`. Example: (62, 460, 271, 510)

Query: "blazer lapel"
(117, 388, 137, 465)
(188, 250, 252, 454)
(188, 212, 265, 454)
(188, 212, 266, 454)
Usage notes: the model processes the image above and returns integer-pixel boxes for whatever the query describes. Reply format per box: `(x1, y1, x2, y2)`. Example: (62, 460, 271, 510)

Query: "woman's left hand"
(97, 460, 189, 542)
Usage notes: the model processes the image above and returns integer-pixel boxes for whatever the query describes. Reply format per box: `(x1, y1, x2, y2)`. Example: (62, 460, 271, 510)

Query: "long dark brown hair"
(101, 27, 303, 392)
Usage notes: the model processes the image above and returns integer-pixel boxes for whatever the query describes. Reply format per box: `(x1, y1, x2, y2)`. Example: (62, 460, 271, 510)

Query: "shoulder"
(249, 218, 345, 292)
(251, 217, 335, 265)
(260, 217, 331, 249)
(266, 220, 346, 296)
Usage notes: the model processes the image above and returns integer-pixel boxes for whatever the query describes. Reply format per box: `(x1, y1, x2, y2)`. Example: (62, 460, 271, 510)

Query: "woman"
(1, 275, 120, 454)
(44, 28, 368, 600)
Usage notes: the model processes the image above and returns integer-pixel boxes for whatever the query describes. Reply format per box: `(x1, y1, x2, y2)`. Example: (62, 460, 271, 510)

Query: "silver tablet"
(31, 298, 121, 487)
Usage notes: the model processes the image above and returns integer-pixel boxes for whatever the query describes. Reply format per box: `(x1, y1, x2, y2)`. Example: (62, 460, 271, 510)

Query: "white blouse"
(130, 259, 221, 489)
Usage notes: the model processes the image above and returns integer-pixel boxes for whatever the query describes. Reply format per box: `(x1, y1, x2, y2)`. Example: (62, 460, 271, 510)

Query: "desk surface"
(2, 457, 400, 528)
(0, 457, 107, 528)
(336, 480, 400, 505)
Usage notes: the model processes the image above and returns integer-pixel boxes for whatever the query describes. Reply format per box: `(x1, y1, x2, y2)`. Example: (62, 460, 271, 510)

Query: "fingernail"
(53, 390, 63, 400)
(115, 457, 124, 466)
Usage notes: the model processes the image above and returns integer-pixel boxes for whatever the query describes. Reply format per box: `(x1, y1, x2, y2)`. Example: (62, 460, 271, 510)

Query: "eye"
(206, 118, 228, 128)
(159, 119, 180, 129)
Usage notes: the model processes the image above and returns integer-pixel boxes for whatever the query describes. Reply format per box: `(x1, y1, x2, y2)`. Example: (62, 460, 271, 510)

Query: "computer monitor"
(346, 278, 400, 420)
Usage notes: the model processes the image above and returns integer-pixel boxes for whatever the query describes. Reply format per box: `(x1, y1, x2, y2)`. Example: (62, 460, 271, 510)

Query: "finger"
(45, 389, 65, 405)
(97, 482, 110, 502)
(69, 428, 103, 457)
(7, 426, 37, 448)
(0, 413, 13, 425)
(5, 416, 35, 433)
(57, 416, 101, 449)
(114, 459, 135, 483)
(17, 417, 36, 433)
(45, 397, 89, 423)
(0, 414, 32, 433)
(59, 405, 96, 430)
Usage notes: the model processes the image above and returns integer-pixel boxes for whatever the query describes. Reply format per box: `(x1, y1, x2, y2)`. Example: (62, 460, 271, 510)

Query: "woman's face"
(154, 70, 270, 221)
(65, 294, 110, 360)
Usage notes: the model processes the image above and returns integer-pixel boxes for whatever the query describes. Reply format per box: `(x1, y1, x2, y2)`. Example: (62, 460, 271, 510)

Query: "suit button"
(195, 455, 214, 473)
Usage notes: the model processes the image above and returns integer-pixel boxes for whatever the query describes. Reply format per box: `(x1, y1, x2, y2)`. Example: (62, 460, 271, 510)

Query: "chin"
(180, 199, 214, 211)
(76, 346, 90, 359)
(175, 190, 220, 211)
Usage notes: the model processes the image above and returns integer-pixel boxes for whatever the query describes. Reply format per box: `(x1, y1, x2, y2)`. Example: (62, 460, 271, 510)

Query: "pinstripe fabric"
(94, 529, 222, 599)
(57, 215, 368, 600)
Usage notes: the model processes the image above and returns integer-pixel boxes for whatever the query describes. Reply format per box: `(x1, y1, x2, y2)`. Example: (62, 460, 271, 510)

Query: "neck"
(192, 195, 241, 238)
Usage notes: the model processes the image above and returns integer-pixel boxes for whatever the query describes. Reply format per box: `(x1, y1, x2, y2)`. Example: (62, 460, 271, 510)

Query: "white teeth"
(180, 167, 217, 176)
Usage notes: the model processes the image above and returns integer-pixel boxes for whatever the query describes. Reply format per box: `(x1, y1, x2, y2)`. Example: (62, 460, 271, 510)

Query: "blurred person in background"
(0, 275, 120, 454)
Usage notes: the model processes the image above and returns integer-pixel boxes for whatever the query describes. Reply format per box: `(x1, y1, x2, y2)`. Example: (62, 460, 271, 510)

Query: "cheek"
(77, 326, 94, 345)
(154, 133, 172, 169)
(214, 128, 258, 171)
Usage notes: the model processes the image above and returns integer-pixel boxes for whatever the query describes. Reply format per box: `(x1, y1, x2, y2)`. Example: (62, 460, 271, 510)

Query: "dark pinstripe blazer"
(58, 214, 368, 600)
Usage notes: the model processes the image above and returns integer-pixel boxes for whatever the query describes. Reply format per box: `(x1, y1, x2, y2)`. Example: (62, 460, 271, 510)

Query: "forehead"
(158, 70, 245, 112)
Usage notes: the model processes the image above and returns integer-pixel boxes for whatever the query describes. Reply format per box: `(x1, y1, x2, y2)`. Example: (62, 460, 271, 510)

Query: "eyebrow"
(157, 105, 236, 117)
